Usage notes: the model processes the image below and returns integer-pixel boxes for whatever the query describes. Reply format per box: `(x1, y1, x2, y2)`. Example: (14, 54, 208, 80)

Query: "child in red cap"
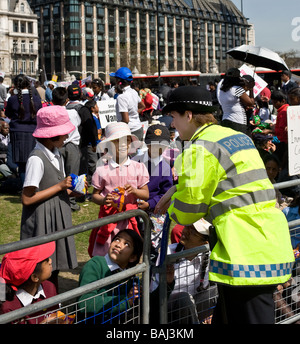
(0, 242, 58, 324)
(20, 106, 82, 289)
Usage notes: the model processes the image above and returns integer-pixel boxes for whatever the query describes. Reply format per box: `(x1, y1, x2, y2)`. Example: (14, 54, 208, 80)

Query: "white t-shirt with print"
(217, 80, 247, 125)
(116, 86, 142, 132)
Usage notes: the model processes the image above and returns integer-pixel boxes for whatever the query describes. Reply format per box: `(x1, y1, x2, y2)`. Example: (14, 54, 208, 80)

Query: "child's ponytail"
(14, 74, 36, 120)
(17, 85, 25, 120)
(28, 86, 37, 119)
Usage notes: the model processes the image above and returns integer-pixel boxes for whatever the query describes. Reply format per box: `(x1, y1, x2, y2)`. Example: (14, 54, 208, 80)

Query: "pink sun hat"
(33, 106, 75, 138)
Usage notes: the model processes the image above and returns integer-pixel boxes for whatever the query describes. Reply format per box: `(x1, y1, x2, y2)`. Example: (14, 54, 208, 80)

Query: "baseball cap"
(0, 242, 55, 290)
(67, 84, 82, 100)
(145, 124, 170, 146)
(84, 87, 94, 98)
(109, 67, 133, 81)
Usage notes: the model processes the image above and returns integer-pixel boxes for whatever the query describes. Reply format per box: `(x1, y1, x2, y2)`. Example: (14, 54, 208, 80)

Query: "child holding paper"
(88, 122, 149, 257)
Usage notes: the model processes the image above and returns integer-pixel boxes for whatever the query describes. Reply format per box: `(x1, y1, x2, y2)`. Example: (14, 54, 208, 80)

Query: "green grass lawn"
(0, 187, 176, 263)
(0, 188, 99, 261)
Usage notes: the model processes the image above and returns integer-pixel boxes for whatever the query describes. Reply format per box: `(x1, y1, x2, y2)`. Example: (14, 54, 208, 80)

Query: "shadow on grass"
(3, 195, 22, 204)
(58, 261, 87, 305)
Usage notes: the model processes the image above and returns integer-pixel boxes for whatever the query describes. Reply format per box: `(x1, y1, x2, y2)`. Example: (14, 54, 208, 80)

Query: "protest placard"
(97, 98, 117, 128)
(287, 106, 300, 176)
(51, 74, 58, 82)
(239, 64, 268, 98)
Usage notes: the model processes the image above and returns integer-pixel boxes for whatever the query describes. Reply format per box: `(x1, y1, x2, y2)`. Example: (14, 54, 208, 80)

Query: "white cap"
(84, 87, 94, 96)
(193, 218, 211, 236)
(48, 81, 56, 87)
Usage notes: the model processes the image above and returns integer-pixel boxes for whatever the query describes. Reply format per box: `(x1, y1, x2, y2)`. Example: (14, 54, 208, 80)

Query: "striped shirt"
(217, 80, 247, 125)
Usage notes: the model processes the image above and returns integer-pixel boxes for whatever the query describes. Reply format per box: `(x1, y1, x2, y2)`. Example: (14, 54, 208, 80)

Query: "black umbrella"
(226, 44, 289, 71)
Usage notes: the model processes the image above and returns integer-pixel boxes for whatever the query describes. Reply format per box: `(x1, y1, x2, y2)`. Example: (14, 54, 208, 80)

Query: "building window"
(28, 22, 33, 34)
(13, 60, 18, 74)
(53, 5, 60, 16)
(29, 41, 34, 53)
(30, 60, 34, 74)
(43, 7, 49, 17)
(20, 3, 25, 13)
(22, 60, 26, 73)
(21, 40, 26, 53)
(20, 22, 26, 33)
(86, 22, 93, 33)
(86, 6, 93, 16)
(13, 21, 19, 32)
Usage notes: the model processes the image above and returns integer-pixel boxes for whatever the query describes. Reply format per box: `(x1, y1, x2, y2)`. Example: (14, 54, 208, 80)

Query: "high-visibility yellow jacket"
(168, 123, 295, 286)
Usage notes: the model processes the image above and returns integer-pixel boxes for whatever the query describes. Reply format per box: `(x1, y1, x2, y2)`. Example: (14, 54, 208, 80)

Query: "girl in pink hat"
(88, 121, 149, 257)
(20, 106, 80, 290)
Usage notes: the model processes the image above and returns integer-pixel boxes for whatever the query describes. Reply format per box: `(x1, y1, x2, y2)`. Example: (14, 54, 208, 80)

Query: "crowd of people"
(0, 65, 299, 324)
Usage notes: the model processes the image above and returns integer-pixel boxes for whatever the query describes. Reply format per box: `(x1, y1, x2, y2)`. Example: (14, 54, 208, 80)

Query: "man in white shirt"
(110, 67, 145, 140)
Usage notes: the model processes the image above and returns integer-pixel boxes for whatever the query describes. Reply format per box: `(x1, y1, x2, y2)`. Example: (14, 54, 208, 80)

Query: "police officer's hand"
(154, 185, 176, 214)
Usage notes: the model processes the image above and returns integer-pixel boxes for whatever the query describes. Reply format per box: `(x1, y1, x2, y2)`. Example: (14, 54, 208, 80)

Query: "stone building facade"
(27, 0, 252, 83)
(0, 0, 39, 84)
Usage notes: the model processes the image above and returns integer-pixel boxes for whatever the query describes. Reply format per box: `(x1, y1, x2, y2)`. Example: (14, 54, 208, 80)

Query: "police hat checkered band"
(162, 86, 218, 114)
(210, 260, 294, 279)
(168, 100, 213, 106)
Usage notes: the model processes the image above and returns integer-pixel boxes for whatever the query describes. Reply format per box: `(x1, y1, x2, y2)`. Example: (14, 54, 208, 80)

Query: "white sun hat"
(193, 218, 211, 236)
(97, 122, 142, 153)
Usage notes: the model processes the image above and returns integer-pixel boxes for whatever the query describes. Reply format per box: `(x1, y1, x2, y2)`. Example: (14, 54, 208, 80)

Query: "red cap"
(142, 93, 154, 113)
(0, 242, 55, 290)
(260, 87, 271, 101)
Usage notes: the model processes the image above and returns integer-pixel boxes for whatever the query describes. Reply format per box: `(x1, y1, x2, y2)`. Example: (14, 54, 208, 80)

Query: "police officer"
(155, 85, 294, 324)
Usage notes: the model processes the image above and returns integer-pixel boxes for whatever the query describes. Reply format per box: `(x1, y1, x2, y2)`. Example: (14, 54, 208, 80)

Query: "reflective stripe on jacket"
(168, 124, 295, 286)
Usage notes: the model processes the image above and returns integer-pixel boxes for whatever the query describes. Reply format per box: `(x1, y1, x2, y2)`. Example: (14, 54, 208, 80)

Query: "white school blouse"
(23, 142, 65, 189)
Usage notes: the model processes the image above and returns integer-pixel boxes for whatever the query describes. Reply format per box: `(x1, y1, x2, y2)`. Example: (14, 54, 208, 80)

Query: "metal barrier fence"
(155, 179, 300, 325)
(153, 243, 217, 324)
(0, 209, 151, 324)
(1, 179, 300, 324)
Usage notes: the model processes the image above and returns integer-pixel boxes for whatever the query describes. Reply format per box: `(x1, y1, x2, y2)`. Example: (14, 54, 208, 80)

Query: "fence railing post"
(0, 209, 151, 324)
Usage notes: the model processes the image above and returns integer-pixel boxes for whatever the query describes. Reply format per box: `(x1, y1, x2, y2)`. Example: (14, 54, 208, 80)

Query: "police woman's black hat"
(162, 86, 219, 114)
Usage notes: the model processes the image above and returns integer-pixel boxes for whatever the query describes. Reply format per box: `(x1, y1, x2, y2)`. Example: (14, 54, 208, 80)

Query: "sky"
(230, 0, 300, 53)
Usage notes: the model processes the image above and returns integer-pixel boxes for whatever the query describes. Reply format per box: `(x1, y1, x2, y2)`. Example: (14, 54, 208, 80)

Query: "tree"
(276, 49, 300, 69)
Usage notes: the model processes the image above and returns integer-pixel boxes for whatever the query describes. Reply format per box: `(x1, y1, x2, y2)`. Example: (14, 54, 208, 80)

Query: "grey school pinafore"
(20, 149, 78, 271)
